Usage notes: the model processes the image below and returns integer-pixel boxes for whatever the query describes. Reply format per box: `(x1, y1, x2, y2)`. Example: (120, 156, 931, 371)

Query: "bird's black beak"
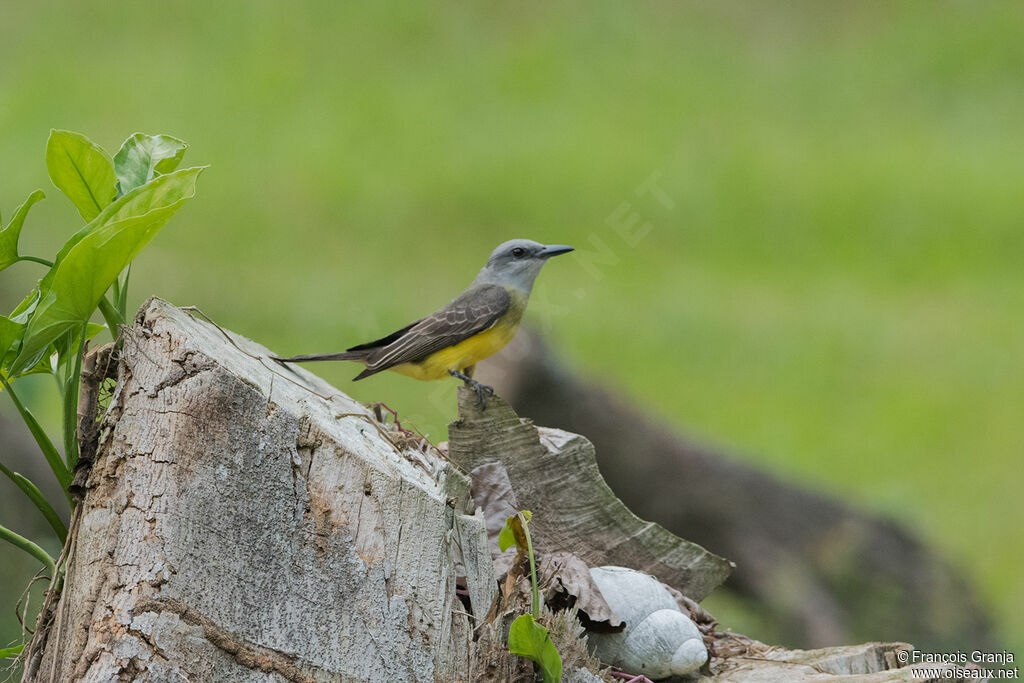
(539, 244, 574, 258)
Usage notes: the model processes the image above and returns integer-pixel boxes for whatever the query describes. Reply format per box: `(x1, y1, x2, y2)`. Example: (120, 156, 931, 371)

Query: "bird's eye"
(511, 247, 526, 258)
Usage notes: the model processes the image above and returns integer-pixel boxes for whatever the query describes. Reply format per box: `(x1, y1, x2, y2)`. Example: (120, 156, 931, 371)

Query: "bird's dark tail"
(272, 351, 367, 363)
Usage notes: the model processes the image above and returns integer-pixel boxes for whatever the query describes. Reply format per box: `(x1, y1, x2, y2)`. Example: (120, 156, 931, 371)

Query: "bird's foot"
(471, 381, 495, 409)
(448, 369, 495, 409)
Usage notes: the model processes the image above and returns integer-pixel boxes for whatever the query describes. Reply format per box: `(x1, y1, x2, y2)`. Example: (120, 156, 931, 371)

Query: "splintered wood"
(23, 298, 496, 682)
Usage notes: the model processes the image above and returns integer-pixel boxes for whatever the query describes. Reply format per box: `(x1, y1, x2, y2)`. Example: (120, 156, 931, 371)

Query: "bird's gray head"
(472, 239, 574, 293)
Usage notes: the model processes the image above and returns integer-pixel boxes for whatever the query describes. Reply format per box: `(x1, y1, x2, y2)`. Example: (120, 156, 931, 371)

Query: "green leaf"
(498, 522, 516, 552)
(0, 189, 46, 271)
(0, 644, 24, 659)
(0, 315, 25, 369)
(114, 133, 188, 196)
(6, 217, 90, 368)
(17, 345, 58, 378)
(0, 462, 67, 542)
(0, 523, 55, 573)
(1, 316, 55, 380)
(10, 287, 40, 321)
(11, 166, 206, 374)
(7, 241, 88, 377)
(508, 614, 562, 683)
(85, 322, 106, 341)
(0, 307, 64, 378)
(498, 509, 532, 552)
(46, 130, 116, 222)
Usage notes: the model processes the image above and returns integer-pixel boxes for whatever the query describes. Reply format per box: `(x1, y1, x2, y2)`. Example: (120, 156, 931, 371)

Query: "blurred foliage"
(1, 0, 1021, 652)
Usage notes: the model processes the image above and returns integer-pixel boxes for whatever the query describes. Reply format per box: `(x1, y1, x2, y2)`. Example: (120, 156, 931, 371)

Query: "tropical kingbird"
(273, 239, 573, 407)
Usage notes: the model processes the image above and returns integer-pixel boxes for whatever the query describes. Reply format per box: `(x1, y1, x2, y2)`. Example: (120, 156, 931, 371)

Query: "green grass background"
(1, 0, 1021, 653)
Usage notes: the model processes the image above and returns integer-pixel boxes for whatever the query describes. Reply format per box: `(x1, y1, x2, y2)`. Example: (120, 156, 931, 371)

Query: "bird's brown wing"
(355, 284, 511, 379)
(346, 319, 423, 352)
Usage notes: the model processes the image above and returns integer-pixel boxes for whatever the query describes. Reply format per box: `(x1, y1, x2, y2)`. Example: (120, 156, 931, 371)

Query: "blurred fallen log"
(447, 388, 733, 601)
(476, 330, 995, 651)
(446, 390, 978, 681)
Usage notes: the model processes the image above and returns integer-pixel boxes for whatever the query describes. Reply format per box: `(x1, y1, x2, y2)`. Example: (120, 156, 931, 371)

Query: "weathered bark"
(708, 640, 974, 681)
(23, 298, 498, 682)
(446, 389, 732, 601)
(18, 299, 983, 682)
(476, 330, 995, 651)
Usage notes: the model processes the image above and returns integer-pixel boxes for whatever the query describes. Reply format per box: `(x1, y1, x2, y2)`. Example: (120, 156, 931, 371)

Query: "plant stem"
(14, 258, 125, 336)
(16, 255, 54, 267)
(111, 278, 121, 317)
(0, 523, 55, 574)
(117, 263, 132, 319)
(1, 376, 71, 492)
(97, 296, 125, 339)
(62, 322, 87, 469)
(520, 513, 541, 618)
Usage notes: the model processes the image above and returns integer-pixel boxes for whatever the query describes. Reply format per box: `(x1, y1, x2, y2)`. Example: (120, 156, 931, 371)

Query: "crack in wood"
(133, 597, 320, 683)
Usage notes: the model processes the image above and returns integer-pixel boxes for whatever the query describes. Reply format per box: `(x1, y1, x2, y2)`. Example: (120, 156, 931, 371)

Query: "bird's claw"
(448, 369, 494, 409)
(472, 381, 495, 409)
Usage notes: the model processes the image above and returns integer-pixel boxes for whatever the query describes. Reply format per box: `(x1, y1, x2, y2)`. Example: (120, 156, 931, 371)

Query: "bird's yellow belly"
(389, 317, 521, 381)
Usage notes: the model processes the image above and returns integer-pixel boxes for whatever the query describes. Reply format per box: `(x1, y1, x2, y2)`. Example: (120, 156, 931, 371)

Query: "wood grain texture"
(23, 298, 496, 682)
(446, 386, 734, 602)
(710, 641, 974, 682)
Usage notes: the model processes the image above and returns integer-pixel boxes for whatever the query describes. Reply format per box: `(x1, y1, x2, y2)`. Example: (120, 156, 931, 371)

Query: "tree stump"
(23, 298, 497, 681)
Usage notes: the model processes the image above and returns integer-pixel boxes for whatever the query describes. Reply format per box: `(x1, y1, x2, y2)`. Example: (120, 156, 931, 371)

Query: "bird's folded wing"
(363, 284, 512, 374)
